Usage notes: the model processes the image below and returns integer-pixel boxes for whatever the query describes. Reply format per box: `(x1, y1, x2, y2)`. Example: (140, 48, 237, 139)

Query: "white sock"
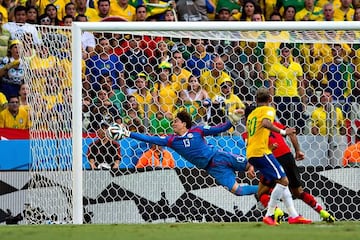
(265, 183, 286, 216)
(282, 187, 299, 218)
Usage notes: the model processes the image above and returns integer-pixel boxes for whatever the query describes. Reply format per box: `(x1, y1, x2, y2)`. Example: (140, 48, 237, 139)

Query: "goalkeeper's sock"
(234, 185, 258, 196)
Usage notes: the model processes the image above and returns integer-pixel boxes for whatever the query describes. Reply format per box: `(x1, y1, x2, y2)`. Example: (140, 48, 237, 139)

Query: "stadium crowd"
(0, 0, 360, 166)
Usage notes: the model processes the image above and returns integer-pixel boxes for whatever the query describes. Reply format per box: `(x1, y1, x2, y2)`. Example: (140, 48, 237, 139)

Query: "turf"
(1, 222, 359, 240)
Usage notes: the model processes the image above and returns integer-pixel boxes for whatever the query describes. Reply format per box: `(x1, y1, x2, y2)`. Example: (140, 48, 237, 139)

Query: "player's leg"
(206, 151, 258, 196)
(250, 154, 311, 224)
(279, 153, 335, 222)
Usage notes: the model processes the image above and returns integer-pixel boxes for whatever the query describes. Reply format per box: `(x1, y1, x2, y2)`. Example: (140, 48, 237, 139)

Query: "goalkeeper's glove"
(228, 109, 244, 126)
(120, 124, 131, 138)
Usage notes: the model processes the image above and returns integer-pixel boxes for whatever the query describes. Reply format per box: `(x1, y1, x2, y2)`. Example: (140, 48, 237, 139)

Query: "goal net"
(17, 22, 360, 224)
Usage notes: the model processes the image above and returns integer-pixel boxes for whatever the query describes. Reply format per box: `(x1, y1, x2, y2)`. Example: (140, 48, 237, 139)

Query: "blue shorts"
(248, 154, 286, 182)
(205, 151, 247, 191)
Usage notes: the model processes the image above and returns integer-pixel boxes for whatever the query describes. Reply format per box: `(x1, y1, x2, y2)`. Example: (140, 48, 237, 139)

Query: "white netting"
(17, 23, 360, 224)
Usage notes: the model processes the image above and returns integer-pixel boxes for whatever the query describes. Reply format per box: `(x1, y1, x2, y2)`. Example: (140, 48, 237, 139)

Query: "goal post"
(16, 21, 360, 225)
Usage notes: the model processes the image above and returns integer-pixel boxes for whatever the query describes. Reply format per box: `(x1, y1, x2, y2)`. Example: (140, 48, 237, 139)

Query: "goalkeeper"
(116, 110, 258, 196)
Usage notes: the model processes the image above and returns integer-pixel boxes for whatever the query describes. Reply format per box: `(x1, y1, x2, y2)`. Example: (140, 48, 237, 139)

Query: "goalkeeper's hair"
(176, 110, 192, 129)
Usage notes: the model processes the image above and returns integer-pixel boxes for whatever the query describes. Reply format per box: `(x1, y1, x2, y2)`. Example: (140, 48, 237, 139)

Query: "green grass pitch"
(1, 222, 359, 240)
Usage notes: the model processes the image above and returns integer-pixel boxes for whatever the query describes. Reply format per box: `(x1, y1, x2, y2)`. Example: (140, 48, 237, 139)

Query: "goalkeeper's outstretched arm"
(129, 132, 169, 146)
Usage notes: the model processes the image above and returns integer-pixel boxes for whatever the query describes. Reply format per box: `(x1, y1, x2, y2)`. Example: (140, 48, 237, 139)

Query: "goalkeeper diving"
(110, 109, 258, 196)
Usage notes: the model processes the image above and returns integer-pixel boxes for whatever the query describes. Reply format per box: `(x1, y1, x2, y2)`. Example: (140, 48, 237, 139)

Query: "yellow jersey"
(268, 60, 303, 97)
(0, 107, 30, 129)
(246, 105, 276, 158)
(200, 71, 231, 99)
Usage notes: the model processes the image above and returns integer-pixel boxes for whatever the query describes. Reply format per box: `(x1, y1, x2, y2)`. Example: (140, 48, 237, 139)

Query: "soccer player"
(243, 103, 335, 223)
(246, 87, 312, 226)
(113, 110, 259, 197)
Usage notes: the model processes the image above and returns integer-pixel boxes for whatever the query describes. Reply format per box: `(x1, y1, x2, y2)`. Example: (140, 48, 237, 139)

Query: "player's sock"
(266, 184, 285, 216)
(299, 192, 323, 213)
(235, 185, 258, 196)
(259, 193, 270, 208)
(282, 186, 299, 218)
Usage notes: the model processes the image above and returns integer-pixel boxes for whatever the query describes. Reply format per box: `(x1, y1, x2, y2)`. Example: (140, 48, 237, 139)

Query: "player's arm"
(261, 118, 296, 136)
(129, 132, 169, 146)
(201, 121, 233, 136)
(288, 132, 305, 161)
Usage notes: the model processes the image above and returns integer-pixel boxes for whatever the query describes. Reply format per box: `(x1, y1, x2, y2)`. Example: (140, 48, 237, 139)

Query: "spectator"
(131, 72, 157, 119)
(170, 50, 192, 92)
(310, 89, 345, 136)
(215, 0, 241, 18)
(282, 5, 296, 21)
(109, 0, 136, 21)
(26, 6, 38, 24)
(87, 123, 121, 170)
(200, 55, 230, 99)
(207, 77, 245, 128)
(0, 90, 7, 112)
(163, 9, 176, 21)
(177, 75, 210, 123)
(44, 3, 62, 25)
(295, 0, 323, 21)
(354, 6, 360, 20)
(74, 14, 96, 60)
(18, 83, 29, 114)
(120, 35, 151, 90)
(215, 7, 231, 21)
(123, 95, 145, 133)
(0, 95, 30, 129)
(258, 0, 277, 20)
(0, 12, 10, 58)
(64, 2, 76, 18)
(152, 61, 177, 119)
(29, 44, 59, 93)
(0, 0, 8, 23)
(0, 39, 23, 99)
(152, 40, 171, 66)
(136, 144, 175, 169)
(333, 0, 354, 21)
(62, 15, 73, 26)
(276, 0, 305, 13)
(135, 5, 147, 21)
(238, 0, 263, 21)
(263, 12, 291, 79)
(93, 0, 111, 21)
(268, 42, 306, 134)
(316, 43, 355, 118)
(322, 2, 335, 21)
(74, 0, 98, 22)
(88, 89, 122, 132)
(96, 74, 126, 114)
(50, 87, 72, 131)
(342, 128, 360, 167)
(3, 6, 41, 45)
(176, 0, 214, 21)
(85, 37, 123, 97)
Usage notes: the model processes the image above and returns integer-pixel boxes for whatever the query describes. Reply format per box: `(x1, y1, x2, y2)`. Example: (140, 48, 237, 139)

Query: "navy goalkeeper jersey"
(130, 121, 233, 169)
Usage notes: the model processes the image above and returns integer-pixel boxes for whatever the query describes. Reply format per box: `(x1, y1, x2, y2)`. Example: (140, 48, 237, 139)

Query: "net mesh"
(17, 24, 360, 224)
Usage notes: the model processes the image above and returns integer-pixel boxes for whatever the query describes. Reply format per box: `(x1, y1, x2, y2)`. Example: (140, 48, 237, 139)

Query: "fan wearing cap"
(0, 39, 23, 99)
(207, 77, 245, 128)
(200, 55, 231, 99)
